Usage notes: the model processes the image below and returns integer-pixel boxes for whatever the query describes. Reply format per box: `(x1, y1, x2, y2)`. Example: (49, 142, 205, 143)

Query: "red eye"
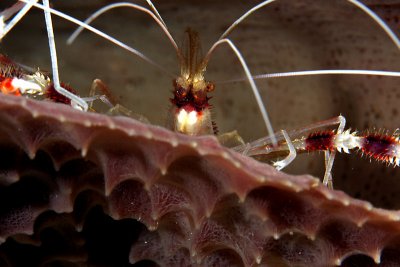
(193, 91, 206, 105)
(176, 87, 187, 99)
(206, 83, 215, 92)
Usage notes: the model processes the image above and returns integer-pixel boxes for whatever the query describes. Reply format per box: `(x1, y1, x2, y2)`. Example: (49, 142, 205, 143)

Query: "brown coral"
(1, 95, 400, 266)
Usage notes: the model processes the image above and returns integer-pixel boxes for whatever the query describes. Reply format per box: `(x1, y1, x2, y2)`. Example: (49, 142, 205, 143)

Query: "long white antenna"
(1, 2, 25, 21)
(347, 0, 400, 50)
(217, 69, 400, 84)
(145, 0, 167, 27)
(219, 0, 277, 40)
(204, 39, 277, 145)
(66, 2, 180, 57)
(42, 0, 88, 111)
(214, 0, 400, 84)
(219, 0, 400, 51)
(254, 69, 400, 79)
(1, 0, 37, 39)
(18, 0, 175, 78)
(213, 0, 400, 136)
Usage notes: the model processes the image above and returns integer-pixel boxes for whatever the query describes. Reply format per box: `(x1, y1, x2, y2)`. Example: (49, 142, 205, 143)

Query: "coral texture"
(1, 95, 400, 266)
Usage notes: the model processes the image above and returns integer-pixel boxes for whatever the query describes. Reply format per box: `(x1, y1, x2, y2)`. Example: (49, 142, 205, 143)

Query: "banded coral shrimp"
(61, 0, 396, 207)
(2, 0, 400, 208)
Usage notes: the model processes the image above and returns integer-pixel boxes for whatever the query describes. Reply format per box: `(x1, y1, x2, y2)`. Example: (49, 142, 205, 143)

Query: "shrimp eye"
(206, 83, 215, 92)
(175, 87, 187, 99)
(193, 91, 206, 105)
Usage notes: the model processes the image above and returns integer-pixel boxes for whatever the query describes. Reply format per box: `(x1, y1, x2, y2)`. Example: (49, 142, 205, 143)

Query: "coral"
(1, 95, 400, 266)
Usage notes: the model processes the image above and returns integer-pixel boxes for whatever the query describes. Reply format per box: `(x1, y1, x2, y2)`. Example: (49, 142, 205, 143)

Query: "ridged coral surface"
(1, 95, 400, 267)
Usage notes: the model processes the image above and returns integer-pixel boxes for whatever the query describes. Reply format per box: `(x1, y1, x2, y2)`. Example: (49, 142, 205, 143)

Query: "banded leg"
(234, 115, 347, 188)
